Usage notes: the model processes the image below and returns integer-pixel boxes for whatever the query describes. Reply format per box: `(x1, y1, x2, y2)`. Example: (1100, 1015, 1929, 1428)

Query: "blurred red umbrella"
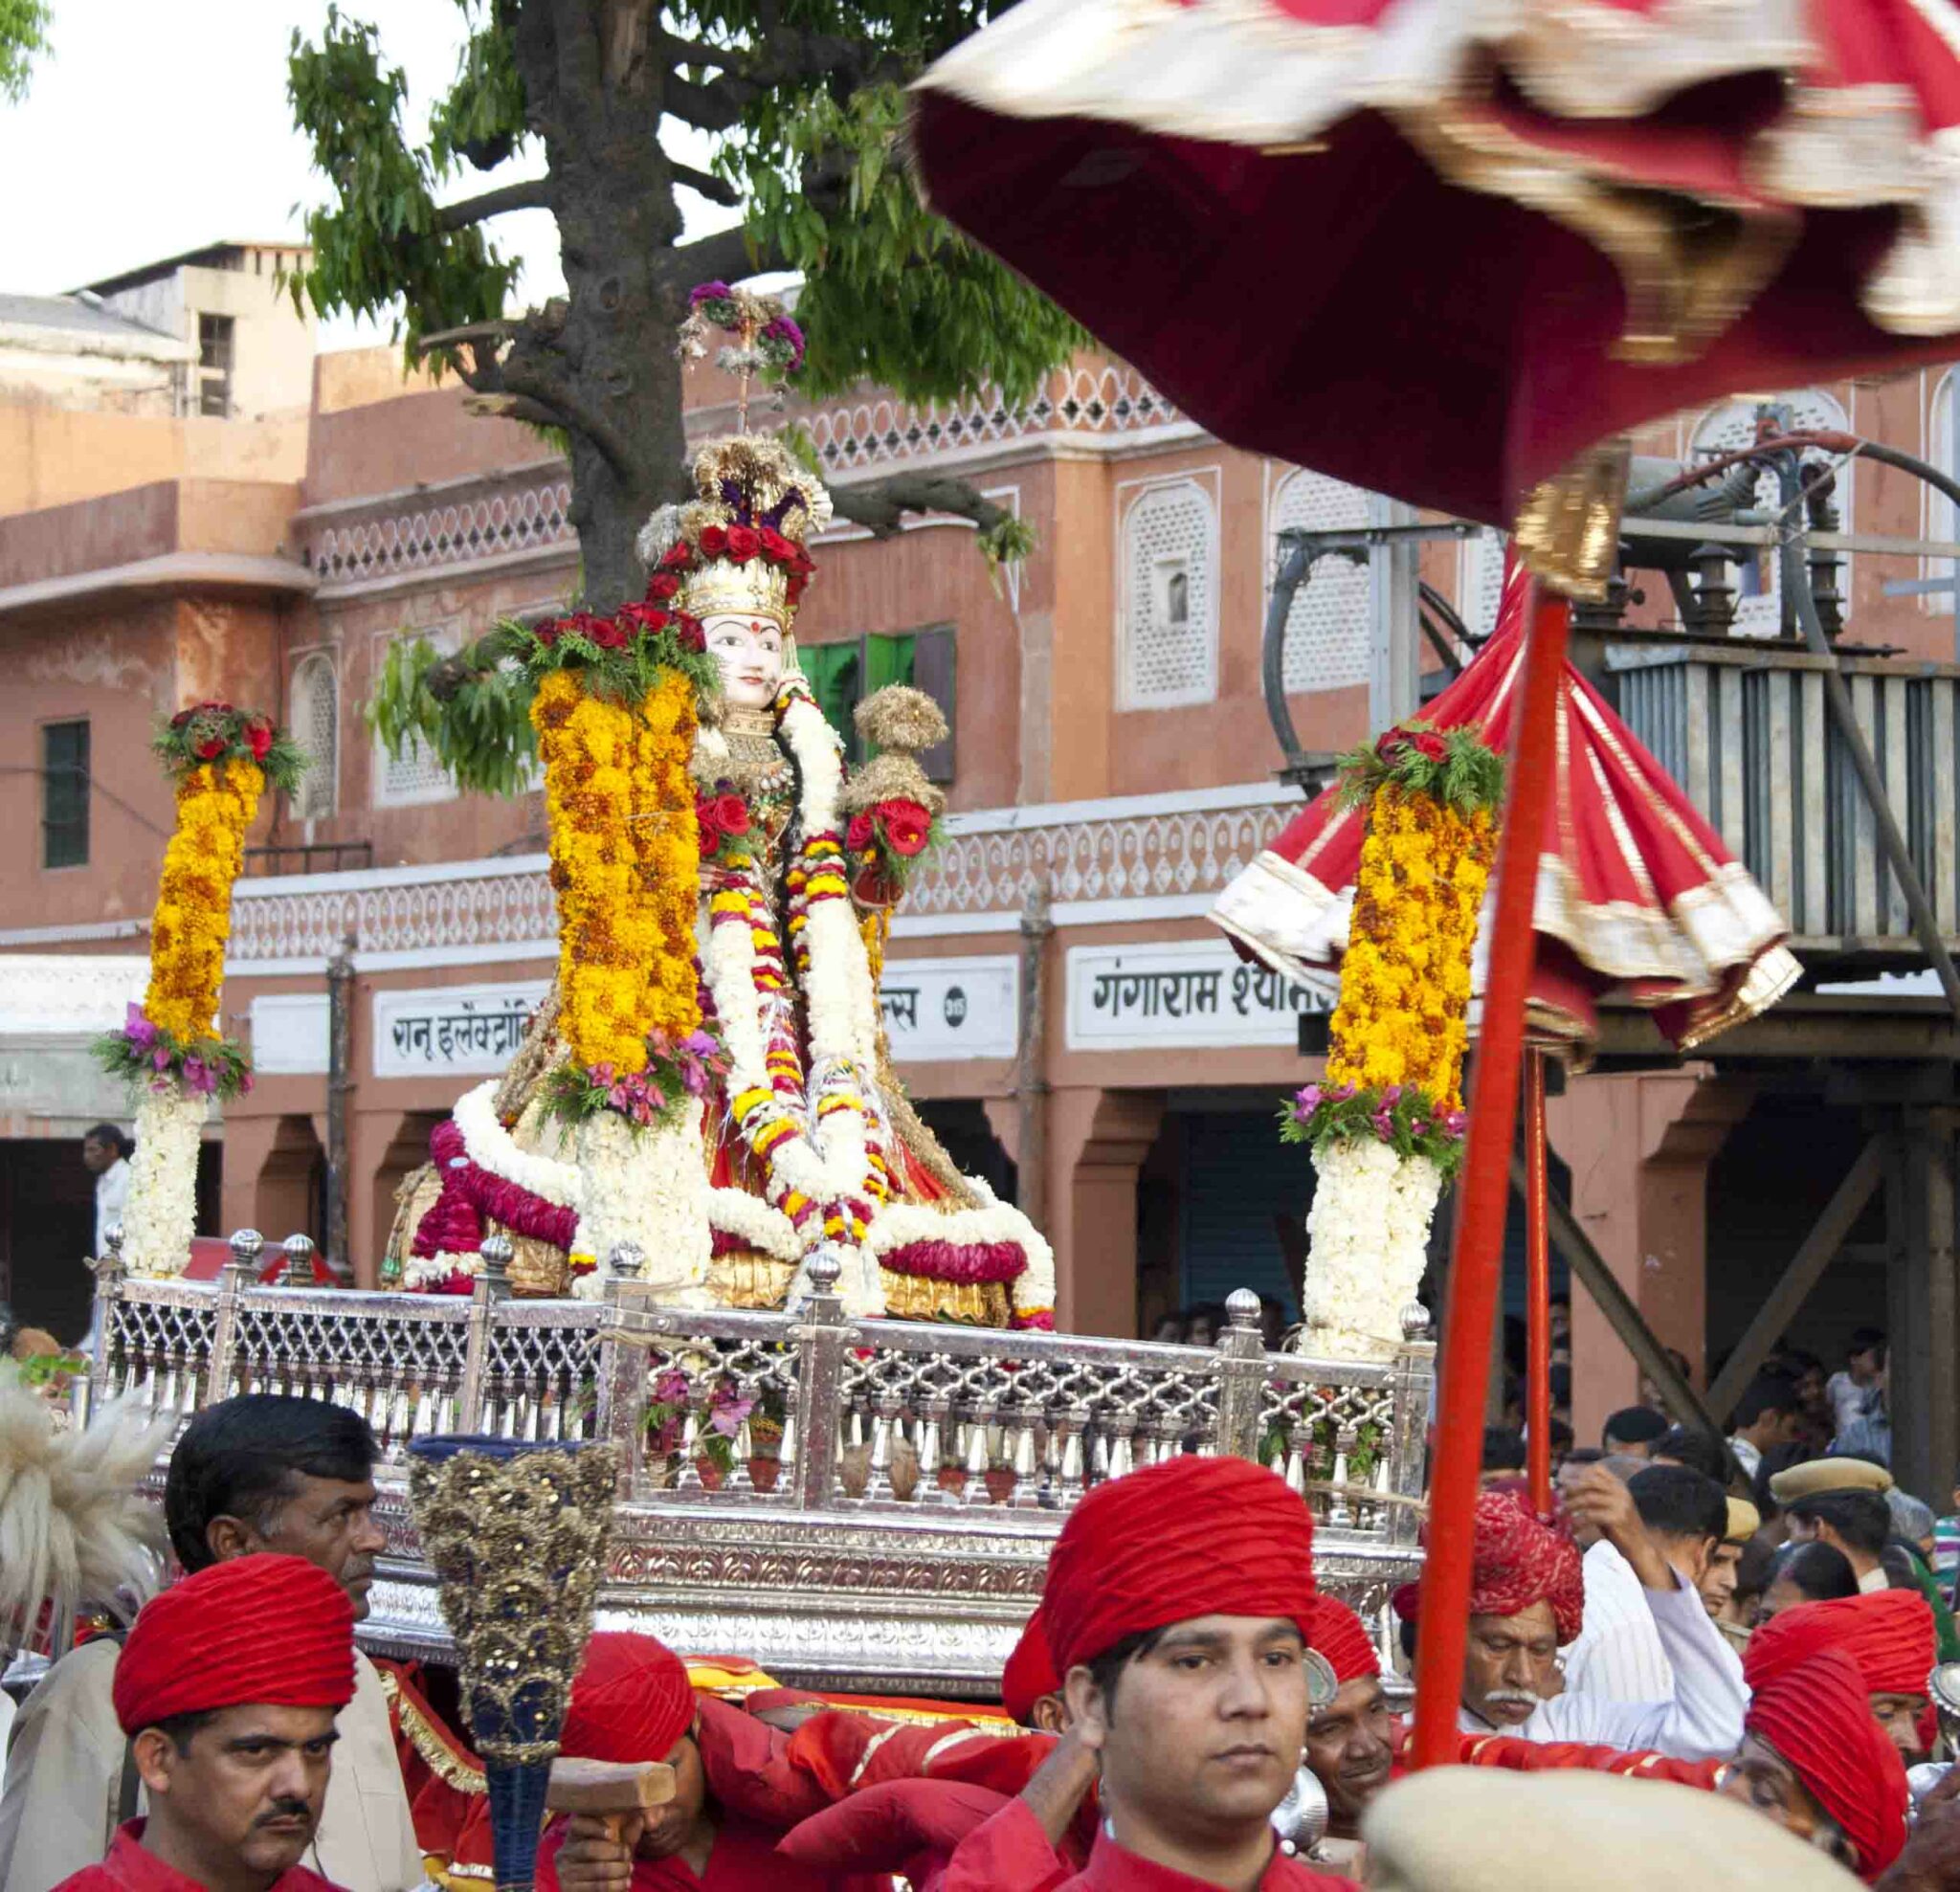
(914, 0, 1960, 1770)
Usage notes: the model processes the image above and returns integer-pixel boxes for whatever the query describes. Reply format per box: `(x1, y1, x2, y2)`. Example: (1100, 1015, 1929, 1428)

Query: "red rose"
(660, 543, 693, 572)
(715, 793, 750, 835)
(758, 527, 794, 565)
(1411, 729, 1448, 763)
(619, 603, 668, 635)
(675, 613, 706, 654)
(846, 812, 874, 850)
(647, 572, 681, 602)
(170, 708, 192, 729)
(1374, 728, 1404, 762)
(696, 811, 721, 854)
(698, 524, 729, 558)
(786, 575, 808, 609)
(588, 617, 628, 651)
(877, 798, 932, 857)
(534, 621, 559, 647)
(244, 718, 273, 761)
(725, 524, 760, 563)
(194, 736, 225, 761)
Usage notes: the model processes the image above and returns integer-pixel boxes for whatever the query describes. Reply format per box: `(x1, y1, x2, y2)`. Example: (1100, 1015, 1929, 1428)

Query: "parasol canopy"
(912, 0, 1960, 525)
(1214, 564, 1802, 1058)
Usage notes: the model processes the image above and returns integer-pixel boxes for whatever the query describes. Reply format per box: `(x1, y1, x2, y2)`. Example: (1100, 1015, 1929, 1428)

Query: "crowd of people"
(1, 1382, 1958, 1892)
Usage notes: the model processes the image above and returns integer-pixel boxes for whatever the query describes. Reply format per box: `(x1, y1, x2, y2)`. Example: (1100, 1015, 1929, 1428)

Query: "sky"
(0, 0, 741, 351)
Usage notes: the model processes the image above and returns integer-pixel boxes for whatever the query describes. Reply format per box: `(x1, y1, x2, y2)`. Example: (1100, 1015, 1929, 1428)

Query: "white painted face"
(704, 612, 786, 710)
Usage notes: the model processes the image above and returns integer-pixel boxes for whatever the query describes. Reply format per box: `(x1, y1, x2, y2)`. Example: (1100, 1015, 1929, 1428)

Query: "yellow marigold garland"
(144, 760, 263, 1043)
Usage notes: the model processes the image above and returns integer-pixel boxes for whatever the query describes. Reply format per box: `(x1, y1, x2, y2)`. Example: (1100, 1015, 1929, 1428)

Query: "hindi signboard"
(880, 956, 1018, 1062)
(1065, 939, 1328, 1050)
(372, 981, 551, 1078)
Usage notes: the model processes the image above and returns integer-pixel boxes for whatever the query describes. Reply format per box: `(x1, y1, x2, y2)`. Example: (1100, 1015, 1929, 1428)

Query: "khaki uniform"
(0, 1639, 422, 1892)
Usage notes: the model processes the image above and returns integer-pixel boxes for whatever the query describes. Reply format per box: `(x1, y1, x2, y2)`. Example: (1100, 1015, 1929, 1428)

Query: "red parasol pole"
(1524, 1050, 1552, 1515)
(1410, 578, 1570, 1768)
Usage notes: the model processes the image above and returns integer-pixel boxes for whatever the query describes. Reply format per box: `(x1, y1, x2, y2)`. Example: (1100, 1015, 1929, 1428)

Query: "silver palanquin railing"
(89, 1232, 1434, 1697)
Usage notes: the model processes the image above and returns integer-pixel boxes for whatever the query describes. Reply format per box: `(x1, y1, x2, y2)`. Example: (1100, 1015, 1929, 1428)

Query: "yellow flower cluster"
(1325, 785, 1497, 1110)
(532, 669, 701, 1075)
(144, 760, 264, 1042)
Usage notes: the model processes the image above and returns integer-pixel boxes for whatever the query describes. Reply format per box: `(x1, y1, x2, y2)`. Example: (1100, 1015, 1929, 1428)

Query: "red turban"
(1747, 1590, 1936, 1700)
(1467, 1490, 1584, 1645)
(562, 1633, 698, 1764)
(1305, 1594, 1379, 1684)
(1746, 1648, 1907, 1883)
(1000, 1609, 1059, 1725)
(1040, 1456, 1316, 1676)
(113, 1555, 354, 1736)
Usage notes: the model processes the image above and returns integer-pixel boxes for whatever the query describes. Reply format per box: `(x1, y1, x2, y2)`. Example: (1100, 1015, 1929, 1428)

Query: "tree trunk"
(510, 1, 694, 612)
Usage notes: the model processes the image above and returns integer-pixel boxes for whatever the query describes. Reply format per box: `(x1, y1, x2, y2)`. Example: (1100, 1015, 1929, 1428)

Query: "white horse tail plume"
(0, 1371, 171, 1654)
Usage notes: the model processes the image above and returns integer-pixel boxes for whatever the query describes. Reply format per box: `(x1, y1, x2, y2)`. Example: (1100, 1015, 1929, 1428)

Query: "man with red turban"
(1417, 1477, 1746, 1757)
(51, 1557, 356, 1892)
(1298, 1596, 1392, 1852)
(541, 1634, 880, 1892)
(1747, 1589, 1938, 1766)
(1001, 1609, 1066, 1735)
(941, 1455, 1350, 1889)
(1726, 1642, 1908, 1882)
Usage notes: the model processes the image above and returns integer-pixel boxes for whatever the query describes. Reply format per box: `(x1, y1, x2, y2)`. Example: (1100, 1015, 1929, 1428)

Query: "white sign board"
(1065, 939, 1328, 1051)
(373, 981, 550, 1078)
(250, 994, 330, 1075)
(880, 956, 1019, 1062)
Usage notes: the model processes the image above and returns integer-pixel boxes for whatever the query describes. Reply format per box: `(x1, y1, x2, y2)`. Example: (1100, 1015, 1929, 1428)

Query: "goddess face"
(704, 612, 786, 710)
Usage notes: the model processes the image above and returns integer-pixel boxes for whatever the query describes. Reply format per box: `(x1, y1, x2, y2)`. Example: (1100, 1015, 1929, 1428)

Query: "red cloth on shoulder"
(779, 1779, 1010, 1890)
(536, 1812, 875, 1891)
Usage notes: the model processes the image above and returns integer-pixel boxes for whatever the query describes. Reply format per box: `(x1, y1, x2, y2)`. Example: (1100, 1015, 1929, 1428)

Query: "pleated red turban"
(1747, 1590, 1936, 1700)
(1000, 1609, 1059, 1725)
(1746, 1647, 1908, 1883)
(562, 1633, 699, 1763)
(1467, 1490, 1585, 1645)
(1040, 1456, 1316, 1676)
(113, 1555, 355, 1736)
(1305, 1595, 1380, 1684)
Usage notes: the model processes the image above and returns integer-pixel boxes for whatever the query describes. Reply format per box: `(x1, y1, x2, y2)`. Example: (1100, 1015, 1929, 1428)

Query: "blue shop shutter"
(1179, 1112, 1309, 1317)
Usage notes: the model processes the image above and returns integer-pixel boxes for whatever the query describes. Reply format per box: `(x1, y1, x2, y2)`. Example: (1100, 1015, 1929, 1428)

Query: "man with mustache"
(47, 1556, 357, 1892)
(0, 1397, 418, 1892)
(1417, 1481, 1745, 1755)
(1747, 1589, 1938, 1768)
(940, 1454, 1351, 1888)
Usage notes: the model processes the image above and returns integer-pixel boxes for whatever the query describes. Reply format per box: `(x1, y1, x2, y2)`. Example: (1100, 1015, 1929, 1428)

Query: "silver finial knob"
(607, 1239, 643, 1279)
(1399, 1302, 1433, 1341)
(1225, 1287, 1262, 1331)
(228, 1229, 263, 1269)
(104, 1224, 124, 1258)
(807, 1247, 843, 1291)
(280, 1234, 315, 1285)
(480, 1232, 515, 1275)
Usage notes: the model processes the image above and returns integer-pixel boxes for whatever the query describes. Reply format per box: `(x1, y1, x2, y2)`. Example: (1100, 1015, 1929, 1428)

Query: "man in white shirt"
(1444, 1476, 1747, 1759)
(1726, 1372, 1802, 1481)
(0, 1393, 423, 1892)
(80, 1125, 130, 1261)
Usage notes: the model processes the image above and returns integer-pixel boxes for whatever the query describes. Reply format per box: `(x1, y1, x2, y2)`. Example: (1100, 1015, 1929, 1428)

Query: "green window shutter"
(910, 627, 956, 784)
(42, 719, 90, 869)
(864, 630, 916, 697)
(801, 641, 862, 751)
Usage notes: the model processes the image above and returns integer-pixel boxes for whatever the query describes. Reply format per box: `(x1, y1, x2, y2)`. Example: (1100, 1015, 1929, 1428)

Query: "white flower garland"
(120, 1088, 208, 1279)
(706, 1187, 802, 1262)
(569, 1104, 712, 1303)
(1302, 1136, 1442, 1360)
(402, 1248, 479, 1291)
(453, 1080, 578, 1206)
(862, 1176, 1057, 1324)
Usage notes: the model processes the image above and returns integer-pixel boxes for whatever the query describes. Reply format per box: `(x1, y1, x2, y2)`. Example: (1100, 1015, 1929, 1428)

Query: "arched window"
(1119, 477, 1217, 707)
(1690, 390, 1852, 637)
(1267, 467, 1370, 692)
(1458, 528, 1509, 638)
(288, 651, 338, 820)
(371, 625, 460, 807)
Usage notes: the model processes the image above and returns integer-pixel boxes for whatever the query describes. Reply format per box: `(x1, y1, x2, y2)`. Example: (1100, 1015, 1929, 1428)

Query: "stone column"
(1549, 1068, 1753, 1447)
(1043, 1086, 1167, 1338)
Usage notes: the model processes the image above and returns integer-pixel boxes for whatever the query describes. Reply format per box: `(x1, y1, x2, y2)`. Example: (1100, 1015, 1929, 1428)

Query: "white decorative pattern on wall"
(1268, 467, 1371, 693)
(372, 625, 460, 809)
(1120, 477, 1218, 709)
(305, 478, 575, 587)
(288, 651, 339, 820)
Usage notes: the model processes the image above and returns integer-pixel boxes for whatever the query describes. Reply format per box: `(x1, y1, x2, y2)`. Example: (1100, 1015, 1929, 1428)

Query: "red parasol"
(913, 0, 1960, 527)
(914, 0, 1960, 1772)
(1213, 562, 1802, 1061)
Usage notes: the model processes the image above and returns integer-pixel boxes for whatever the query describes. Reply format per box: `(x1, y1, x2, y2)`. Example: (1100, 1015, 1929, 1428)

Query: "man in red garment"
(1001, 1609, 1068, 1734)
(1297, 1596, 1393, 1849)
(52, 1556, 356, 1892)
(1746, 1589, 1938, 1766)
(943, 1454, 1350, 1890)
(1726, 1643, 1908, 1882)
(541, 1634, 879, 1892)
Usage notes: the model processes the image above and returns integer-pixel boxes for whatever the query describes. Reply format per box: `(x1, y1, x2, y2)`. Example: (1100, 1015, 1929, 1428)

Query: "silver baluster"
(776, 1410, 799, 1486)
(1329, 1422, 1355, 1529)
(919, 1398, 948, 1505)
(1009, 1416, 1042, 1510)
(1056, 1408, 1089, 1510)
(962, 1411, 993, 1506)
(1283, 1421, 1306, 1495)
(1105, 1415, 1136, 1484)
(863, 1394, 900, 1503)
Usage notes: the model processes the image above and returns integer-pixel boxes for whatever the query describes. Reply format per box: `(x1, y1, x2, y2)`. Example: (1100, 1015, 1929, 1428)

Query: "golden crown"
(635, 435, 832, 627)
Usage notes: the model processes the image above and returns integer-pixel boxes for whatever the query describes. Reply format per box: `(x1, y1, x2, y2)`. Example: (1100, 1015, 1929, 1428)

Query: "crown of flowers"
(517, 601, 719, 703)
(156, 702, 306, 794)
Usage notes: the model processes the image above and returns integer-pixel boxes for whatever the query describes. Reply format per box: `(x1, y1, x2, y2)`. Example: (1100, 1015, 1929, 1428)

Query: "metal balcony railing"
(1611, 641, 1960, 954)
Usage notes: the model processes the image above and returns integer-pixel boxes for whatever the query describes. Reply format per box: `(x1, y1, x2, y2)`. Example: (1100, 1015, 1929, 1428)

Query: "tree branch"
(829, 474, 1013, 540)
(663, 71, 744, 132)
(672, 161, 740, 208)
(500, 362, 634, 479)
(435, 176, 551, 231)
(663, 223, 787, 287)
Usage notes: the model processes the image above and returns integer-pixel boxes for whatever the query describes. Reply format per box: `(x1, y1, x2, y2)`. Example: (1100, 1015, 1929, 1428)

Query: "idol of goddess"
(396, 434, 1054, 1328)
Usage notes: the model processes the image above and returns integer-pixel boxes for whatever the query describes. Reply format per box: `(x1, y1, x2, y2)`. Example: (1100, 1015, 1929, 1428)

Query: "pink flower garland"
(878, 1237, 1027, 1283)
